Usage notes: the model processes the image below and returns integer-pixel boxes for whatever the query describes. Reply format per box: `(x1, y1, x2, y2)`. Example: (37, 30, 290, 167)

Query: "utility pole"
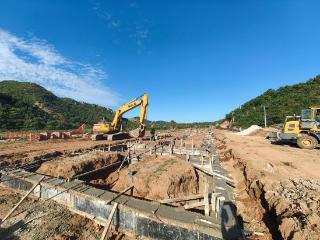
(263, 105, 267, 128)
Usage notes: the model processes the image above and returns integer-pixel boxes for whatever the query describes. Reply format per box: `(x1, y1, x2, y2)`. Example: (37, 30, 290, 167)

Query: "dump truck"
(91, 93, 148, 141)
(268, 107, 320, 149)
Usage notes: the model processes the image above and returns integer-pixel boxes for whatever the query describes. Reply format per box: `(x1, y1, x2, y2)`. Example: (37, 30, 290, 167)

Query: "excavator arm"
(111, 93, 149, 131)
(139, 93, 148, 125)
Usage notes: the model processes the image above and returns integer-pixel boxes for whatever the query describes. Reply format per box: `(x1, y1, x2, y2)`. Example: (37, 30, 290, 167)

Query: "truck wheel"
(297, 134, 317, 149)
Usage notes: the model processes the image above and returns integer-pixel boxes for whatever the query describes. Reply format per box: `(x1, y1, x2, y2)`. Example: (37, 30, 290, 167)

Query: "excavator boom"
(112, 93, 148, 130)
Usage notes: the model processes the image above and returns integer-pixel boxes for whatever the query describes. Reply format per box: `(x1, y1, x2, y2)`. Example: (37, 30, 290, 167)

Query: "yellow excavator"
(91, 93, 149, 141)
(268, 107, 320, 149)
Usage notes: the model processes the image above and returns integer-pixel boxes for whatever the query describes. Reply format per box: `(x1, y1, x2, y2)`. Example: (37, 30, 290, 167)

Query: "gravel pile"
(236, 125, 262, 136)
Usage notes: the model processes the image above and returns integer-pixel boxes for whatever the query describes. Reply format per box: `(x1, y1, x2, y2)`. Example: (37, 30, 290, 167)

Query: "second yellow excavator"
(91, 93, 149, 141)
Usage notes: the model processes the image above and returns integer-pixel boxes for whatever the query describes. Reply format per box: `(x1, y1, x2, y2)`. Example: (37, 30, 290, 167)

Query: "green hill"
(225, 75, 320, 128)
(0, 80, 114, 131)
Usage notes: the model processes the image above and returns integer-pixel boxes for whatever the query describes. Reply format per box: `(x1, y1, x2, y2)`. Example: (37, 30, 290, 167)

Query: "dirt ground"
(0, 138, 126, 167)
(91, 155, 209, 202)
(212, 128, 320, 240)
(37, 152, 122, 178)
(169, 128, 207, 149)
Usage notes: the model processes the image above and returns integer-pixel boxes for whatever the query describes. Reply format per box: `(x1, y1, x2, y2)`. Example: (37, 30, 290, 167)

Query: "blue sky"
(1, 1, 320, 122)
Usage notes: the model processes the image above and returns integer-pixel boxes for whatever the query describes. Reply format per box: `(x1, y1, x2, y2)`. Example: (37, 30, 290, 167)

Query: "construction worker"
(150, 125, 156, 141)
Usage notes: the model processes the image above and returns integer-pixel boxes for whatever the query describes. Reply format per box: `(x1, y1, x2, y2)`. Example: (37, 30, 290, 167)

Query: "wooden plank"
(204, 193, 210, 216)
(194, 165, 233, 182)
(117, 150, 132, 172)
(160, 194, 203, 204)
(184, 200, 205, 210)
(211, 193, 219, 213)
(0, 176, 45, 224)
(100, 202, 118, 240)
(204, 180, 210, 216)
(106, 185, 133, 205)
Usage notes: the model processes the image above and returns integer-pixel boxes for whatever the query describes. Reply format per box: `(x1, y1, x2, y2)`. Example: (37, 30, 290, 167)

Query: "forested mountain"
(0, 80, 213, 132)
(225, 75, 320, 128)
(0, 80, 114, 131)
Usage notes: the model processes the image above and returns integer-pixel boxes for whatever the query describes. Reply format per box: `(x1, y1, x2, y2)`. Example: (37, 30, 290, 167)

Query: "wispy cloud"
(92, 1, 150, 53)
(131, 24, 149, 53)
(0, 29, 119, 107)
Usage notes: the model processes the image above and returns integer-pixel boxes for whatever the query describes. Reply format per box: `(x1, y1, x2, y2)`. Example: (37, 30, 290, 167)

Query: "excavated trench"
(212, 131, 320, 239)
(24, 148, 213, 206)
(241, 163, 283, 240)
(212, 132, 279, 239)
(36, 152, 123, 179)
(90, 155, 213, 202)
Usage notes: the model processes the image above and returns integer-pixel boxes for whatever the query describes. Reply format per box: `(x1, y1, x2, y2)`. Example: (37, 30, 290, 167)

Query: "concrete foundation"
(1, 171, 223, 239)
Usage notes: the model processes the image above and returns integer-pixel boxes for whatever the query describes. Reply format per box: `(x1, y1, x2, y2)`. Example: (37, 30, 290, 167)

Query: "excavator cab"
(120, 118, 128, 132)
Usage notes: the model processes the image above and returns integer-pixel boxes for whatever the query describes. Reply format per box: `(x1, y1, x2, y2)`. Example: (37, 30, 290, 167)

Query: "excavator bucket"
(129, 125, 146, 138)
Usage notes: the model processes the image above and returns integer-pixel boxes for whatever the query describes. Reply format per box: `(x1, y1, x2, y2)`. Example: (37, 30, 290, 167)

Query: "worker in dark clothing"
(150, 125, 156, 141)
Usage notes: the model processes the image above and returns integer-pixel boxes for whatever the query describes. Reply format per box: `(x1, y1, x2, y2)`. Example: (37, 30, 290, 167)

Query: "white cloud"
(0, 29, 119, 107)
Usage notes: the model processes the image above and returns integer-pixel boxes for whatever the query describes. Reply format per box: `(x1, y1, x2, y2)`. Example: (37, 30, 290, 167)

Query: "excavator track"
(91, 132, 132, 141)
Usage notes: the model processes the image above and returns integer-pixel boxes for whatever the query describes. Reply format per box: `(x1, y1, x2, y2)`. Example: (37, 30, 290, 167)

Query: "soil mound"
(93, 156, 199, 201)
(246, 129, 268, 137)
(246, 127, 276, 137)
(37, 152, 121, 178)
(219, 120, 231, 129)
